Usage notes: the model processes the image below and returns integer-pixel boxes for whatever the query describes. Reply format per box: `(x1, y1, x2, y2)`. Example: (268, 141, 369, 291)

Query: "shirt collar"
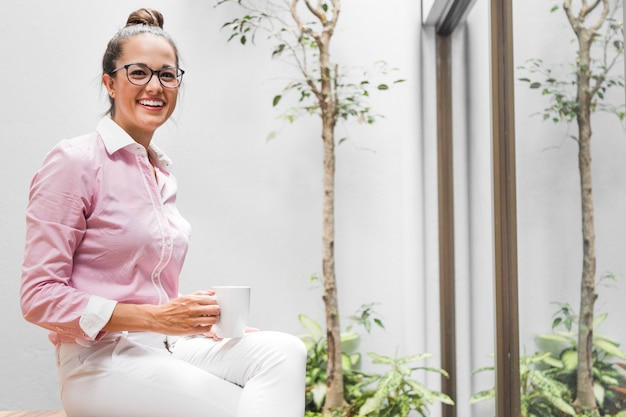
(96, 117, 173, 170)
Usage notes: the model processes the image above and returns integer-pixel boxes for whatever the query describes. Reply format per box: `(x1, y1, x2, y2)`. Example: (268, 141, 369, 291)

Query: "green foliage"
(471, 302, 626, 416)
(216, 0, 404, 139)
(268, 61, 404, 126)
(517, 8, 625, 127)
(299, 310, 452, 417)
(346, 302, 385, 334)
(351, 352, 454, 417)
(299, 313, 363, 412)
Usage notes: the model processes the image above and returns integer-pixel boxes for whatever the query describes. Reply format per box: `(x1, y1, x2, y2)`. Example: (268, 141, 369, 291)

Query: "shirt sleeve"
(79, 295, 118, 341)
(20, 139, 114, 344)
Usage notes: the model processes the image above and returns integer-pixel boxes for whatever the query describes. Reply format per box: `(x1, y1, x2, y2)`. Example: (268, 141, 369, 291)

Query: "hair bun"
(125, 8, 164, 29)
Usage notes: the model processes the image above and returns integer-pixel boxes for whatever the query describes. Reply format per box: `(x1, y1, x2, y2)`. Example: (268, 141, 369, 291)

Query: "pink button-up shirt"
(21, 117, 191, 345)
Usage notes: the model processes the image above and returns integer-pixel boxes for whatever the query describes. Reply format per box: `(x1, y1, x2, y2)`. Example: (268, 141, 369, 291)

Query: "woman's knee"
(273, 331, 306, 353)
(251, 331, 307, 366)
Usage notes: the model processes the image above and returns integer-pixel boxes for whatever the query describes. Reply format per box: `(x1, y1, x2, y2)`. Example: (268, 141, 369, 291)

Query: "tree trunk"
(322, 112, 344, 414)
(571, 23, 598, 416)
(562, 1, 611, 412)
(317, 29, 345, 416)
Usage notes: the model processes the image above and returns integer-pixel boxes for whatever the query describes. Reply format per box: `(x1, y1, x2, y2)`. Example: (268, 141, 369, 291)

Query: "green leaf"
(358, 373, 402, 415)
(530, 82, 541, 89)
(298, 314, 323, 340)
(594, 338, 626, 359)
(528, 370, 576, 415)
(542, 355, 564, 369)
(430, 390, 455, 405)
(397, 353, 431, 364)
(272, 44, 286, 57)
(311, 382, 326, 409)
(550, 5, 559, 12)
(377, 84, 389, 90)
(368, 352, 394, 364)
(265, 131, 277, 142)
(471, 365, 495, 374)
(414, 366, 449, 378)
(598, 373, 619, 386)
(594, 382, 605, 407)
(470, 388, 495, 403)
(341, 352, 355, 371)
(340, 331, 359, 352)
(349, 352, 361, 367)
(560, 349, 577, 371)
(593, 312, 608, 328)
(272, 95, 282, 107)
(536, 333, 576, 346)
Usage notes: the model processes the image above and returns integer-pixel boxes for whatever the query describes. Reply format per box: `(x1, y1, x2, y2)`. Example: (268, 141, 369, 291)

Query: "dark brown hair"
(102, 8, 180, 116)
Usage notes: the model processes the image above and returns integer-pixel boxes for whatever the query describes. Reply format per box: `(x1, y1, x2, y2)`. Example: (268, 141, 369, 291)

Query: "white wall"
(0, 0, 424, 411)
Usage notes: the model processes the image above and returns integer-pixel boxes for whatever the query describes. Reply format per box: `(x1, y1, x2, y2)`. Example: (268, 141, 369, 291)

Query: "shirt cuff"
(79, 295, 117, 341)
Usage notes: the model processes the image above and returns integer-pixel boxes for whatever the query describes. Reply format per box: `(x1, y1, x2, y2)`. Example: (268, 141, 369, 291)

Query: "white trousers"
(56, 331, 307, 417)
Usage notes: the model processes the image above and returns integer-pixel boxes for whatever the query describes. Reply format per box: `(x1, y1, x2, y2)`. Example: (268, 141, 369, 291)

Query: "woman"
(20, 8, 306, 417)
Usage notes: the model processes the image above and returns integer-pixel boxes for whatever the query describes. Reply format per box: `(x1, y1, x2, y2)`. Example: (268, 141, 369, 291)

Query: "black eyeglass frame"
(109, 63, 185, 88)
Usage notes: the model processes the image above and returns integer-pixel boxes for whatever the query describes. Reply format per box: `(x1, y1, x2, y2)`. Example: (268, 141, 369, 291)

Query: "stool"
(0, 412, 67, 417)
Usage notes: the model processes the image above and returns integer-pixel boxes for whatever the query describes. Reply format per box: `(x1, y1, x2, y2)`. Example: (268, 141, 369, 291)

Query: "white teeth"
(139, 99, 164, 107)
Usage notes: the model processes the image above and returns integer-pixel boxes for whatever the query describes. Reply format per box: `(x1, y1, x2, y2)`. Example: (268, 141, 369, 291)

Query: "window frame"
(423, 0, 521, 415)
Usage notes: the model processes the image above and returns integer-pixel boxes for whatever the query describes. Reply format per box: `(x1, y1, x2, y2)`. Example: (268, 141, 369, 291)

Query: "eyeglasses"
(109, 63, 185, 88)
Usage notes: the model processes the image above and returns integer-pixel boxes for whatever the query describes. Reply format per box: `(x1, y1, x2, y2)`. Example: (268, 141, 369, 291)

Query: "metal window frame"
(490, 1, 521, 415)
(423, 0, 521, 415)
(435, 33, 456, 417)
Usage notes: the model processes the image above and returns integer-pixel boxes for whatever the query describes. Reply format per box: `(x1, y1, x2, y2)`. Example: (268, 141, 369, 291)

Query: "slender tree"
(521, 1, 623, 414)
(216, 1, 401, 413)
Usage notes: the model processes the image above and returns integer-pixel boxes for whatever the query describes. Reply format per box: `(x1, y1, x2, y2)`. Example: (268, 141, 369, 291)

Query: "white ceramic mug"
(212, 286, 251, 338)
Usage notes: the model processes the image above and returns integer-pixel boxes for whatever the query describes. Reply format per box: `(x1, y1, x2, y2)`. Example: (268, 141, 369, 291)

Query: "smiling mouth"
(138, 99, 165, 108)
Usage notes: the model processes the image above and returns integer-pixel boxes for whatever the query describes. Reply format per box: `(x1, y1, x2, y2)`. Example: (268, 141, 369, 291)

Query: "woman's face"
(103, 34, 179, 145)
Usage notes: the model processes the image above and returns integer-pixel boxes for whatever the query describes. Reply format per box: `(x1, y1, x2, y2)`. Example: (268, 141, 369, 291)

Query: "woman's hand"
(151, 291, 221, 335)
(104, 290, 221, 336)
